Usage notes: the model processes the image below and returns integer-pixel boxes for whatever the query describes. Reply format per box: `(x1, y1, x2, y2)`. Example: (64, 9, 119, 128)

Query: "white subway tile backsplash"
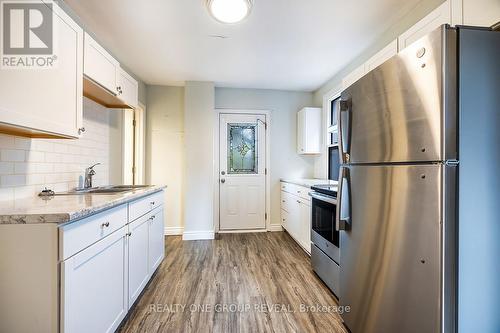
(1, 149, 25, 162)
(1, 175, 26, 187)
(0, 162, 14, 175)
(0, 98, 111, 200)
(26, 151, 45, 162)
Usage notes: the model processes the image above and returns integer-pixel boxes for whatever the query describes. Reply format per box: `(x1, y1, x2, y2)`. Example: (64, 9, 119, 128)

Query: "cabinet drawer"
(128, 191, 164, 222)
(60, 204, 127, 261)
(280, 182, 296, 194)
(295, 186, 311, 201)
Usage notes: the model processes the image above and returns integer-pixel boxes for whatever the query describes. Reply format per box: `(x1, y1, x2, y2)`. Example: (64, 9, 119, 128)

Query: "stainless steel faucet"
(84, 163, 101, 189)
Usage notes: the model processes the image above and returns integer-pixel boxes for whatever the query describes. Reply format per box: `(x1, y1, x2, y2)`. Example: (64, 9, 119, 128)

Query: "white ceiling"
(64, 0, 421, 91)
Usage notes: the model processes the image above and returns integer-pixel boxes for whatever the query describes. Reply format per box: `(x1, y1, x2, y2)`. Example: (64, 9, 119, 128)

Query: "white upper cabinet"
(342, 64, 366, 90)
(398, 0, 462, 52)
(83, 33, 139, 109)
(118, 68, 139, 108)
(0, 2, 83, 138)
(84, 33, 120, 95)
(463, 0, 500, 27)
(365, 39, 398, 74)
(297, 107, 322, 155)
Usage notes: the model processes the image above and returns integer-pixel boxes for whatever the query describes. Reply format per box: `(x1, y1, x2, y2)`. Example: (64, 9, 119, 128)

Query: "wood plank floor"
(118, 232, 348, 333)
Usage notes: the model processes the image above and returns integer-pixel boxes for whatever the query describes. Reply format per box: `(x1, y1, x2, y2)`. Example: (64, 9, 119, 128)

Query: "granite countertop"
(280, 178, 337, 188)
(0, 185, 166, 225)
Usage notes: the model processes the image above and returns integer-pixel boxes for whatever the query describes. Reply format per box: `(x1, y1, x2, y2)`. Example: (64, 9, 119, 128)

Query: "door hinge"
(132, 166, 136, 173)
(132, 119, 136, 127)
(265, 168, 267, 175)
(265, 213, 267, 220)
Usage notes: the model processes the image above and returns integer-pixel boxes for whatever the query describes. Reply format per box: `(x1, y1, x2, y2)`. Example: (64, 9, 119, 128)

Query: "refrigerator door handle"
(336, 166, 351, 231)
(338, 99, 351, 163)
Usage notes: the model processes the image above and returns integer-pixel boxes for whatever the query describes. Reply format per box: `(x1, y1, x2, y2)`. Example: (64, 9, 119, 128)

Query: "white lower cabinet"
(127, 214, 151, 307)
(298, 199, 312, 253)
(280, 182, 312, 254)
(149, 208, 165, 273)
(61, 227, 128, 333)
(60, 191, 165, 333)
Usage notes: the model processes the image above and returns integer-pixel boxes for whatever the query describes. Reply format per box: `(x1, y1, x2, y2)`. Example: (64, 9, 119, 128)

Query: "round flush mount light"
(206, 0, 253, 24)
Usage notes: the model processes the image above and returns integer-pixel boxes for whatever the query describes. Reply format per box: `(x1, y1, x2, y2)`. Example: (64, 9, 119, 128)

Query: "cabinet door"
(0, 2, 83, 138)
(128, 214, 150, 307)
(463, 0, 500, 27)
(287, 196, 301, 242)
(342, 64, 366, 90)
(118, 68, 139, 108)
(365, 39, 398, 73)
(297, 109, 305, 154)
(297, 108, 321, 154)
(84, 33, 120, 95)
(62, 227, 127, 333)
(299, 200, 312, 254)
(281, 209, 288, 229)
(148, 208, 165, 274)
(398, 0, 452, 51)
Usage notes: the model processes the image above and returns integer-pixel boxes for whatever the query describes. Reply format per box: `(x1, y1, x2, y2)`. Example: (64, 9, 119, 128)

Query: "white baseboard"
(182, 230, 215, 240)
(269, 224, 284, 232)
(164, 226, 184, 236)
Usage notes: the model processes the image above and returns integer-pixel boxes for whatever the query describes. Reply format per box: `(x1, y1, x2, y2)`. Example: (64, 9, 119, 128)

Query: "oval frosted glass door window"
(227, 123, 258, 174)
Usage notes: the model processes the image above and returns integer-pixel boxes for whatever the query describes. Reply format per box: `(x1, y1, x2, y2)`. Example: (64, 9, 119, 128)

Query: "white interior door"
(219, 114, 266, 230)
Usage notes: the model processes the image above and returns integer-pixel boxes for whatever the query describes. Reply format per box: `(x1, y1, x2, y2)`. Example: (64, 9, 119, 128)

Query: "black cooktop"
(311, 184, 338, 197)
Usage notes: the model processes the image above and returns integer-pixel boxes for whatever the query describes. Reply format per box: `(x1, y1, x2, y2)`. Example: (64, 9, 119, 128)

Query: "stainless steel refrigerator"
(336, 25, 500, 333)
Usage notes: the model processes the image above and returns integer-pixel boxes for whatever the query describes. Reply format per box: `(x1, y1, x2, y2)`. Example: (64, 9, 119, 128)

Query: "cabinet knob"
(78, 127, 86, 135)
(150, 215, 156, 220)
(297, 200, 301, 203)
(126, 232, 132, 237)
(101, 222, 110, 228)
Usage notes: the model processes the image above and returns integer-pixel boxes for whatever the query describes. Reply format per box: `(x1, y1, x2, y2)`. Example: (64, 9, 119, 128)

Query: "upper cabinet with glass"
(297, 107, 322, 155)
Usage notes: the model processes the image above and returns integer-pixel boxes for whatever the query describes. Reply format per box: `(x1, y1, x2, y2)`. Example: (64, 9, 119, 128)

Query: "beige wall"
(214, 88, 315, 227)
(145, 86, 185, 234)
(183, 82, 215, 239)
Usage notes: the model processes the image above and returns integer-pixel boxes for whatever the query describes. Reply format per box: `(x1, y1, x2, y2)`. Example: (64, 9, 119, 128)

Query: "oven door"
(310, 192, 339, 264)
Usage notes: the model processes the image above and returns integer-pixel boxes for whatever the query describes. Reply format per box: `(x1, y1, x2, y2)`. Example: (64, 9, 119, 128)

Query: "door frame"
(213, 109, 271, 233)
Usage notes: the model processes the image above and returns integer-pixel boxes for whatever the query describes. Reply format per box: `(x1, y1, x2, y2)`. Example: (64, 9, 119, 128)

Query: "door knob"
(221, 171, 226, 175)
(221, 179, 226, 183)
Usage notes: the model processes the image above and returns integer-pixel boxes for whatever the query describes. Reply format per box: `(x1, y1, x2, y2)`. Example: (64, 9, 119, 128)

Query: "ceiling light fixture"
(206, 0, 253, 24)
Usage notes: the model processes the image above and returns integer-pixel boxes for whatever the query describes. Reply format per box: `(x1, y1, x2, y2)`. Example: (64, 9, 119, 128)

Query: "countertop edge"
(0, 186, 167, 226)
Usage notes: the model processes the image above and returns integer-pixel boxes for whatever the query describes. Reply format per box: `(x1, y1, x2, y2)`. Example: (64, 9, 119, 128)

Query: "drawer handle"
(297, 200, 300, 203)
(297, 191, 301, 193)
(101, 222, 110, 228)
(150, 215, 156, 220)
(150, 201, 155, 205)
(126, 232, 132, 237)
(282, 200, 285, 203)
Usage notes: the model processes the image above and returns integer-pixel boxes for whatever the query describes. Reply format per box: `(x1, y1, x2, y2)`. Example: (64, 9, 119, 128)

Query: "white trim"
(213, 109, 272, 233)
(164, 226, 184, 236)
(182, 231, 215, 241)
(268, 224, 283, 232)
(218, 229, 267, 234)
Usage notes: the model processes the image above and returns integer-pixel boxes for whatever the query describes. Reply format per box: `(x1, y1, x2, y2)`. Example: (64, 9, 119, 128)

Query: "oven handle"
(308, 192, 337, 205)
(336, 166, 351, 231)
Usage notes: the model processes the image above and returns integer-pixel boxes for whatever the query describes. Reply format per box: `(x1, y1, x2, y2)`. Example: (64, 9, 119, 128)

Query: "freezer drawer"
(339, 26, 457, 164)
(338, 164, 442, 333)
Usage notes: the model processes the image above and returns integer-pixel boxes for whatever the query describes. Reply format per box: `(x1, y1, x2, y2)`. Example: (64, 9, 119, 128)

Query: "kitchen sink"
(55, 185, 153, 195)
